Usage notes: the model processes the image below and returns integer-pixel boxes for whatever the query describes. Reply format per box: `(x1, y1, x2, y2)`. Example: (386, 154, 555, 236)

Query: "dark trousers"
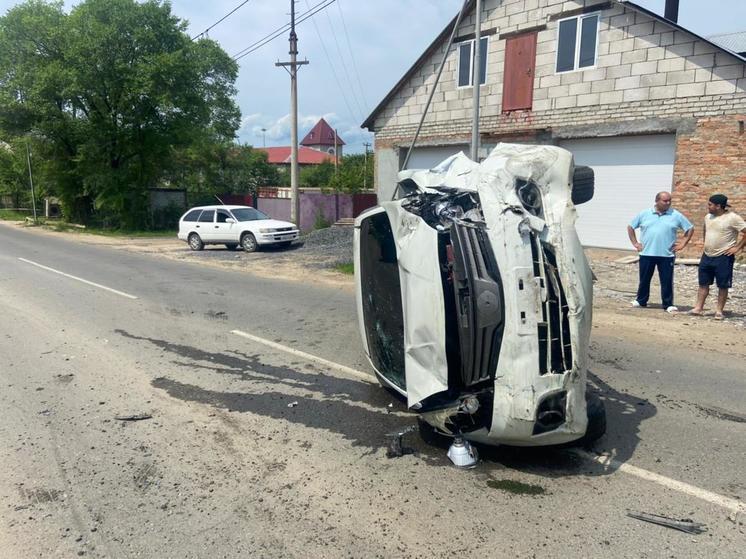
(636, 255, 675, 308)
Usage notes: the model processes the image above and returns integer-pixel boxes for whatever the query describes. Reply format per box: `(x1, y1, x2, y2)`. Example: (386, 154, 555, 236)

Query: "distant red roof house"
(300, 118, 345, 157)
(258, 146, 334, 166)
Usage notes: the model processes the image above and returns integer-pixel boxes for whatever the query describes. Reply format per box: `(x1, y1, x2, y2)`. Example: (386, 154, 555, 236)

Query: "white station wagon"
(177, 205, 299, 252)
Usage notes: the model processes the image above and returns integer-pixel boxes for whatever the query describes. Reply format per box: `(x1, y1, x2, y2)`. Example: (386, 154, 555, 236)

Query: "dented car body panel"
(355, 144, 594, 446)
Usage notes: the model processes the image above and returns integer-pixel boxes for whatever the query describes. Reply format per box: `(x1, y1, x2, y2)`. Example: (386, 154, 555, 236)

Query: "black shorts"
(698, 254, 735, 289)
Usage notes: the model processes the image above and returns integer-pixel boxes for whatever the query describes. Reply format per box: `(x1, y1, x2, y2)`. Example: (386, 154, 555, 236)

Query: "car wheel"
(241, 232, 257, 253)
(578, 392, 606, 445)
(225, 243, 239, 251)
(571, 165, 595, 205)
(188, 233, 204, 251)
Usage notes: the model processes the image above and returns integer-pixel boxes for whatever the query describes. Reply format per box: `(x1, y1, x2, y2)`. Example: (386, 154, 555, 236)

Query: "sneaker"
(666, 306, 678, 313)
(631, 300, 643, 307)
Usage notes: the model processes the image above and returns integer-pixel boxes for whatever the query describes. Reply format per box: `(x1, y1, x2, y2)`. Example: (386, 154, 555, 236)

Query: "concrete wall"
(257, 189, 377, 232)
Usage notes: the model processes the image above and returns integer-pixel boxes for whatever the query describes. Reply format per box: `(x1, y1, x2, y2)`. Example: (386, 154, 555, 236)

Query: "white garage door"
(403, 145, 470, 170)
(560, 135, 676, 249)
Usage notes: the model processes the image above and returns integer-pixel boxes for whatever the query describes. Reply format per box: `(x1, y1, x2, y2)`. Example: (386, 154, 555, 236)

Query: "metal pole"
(471, 0, 481, 161)
(276, 1, 308, 226)
(402, 0, 469, 171)
(363, 142, 371, 190)
(289, 1, 300, 226)
(25, 142, 37, 223)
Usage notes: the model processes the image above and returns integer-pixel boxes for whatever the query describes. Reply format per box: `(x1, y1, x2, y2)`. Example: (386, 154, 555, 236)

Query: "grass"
(335, 262, 354, 275)
(46, 222, 175, 237)
(0, 209, 32, 220)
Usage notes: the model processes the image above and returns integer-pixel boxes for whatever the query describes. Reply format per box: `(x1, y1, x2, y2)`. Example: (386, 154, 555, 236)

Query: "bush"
(314, 211, 331, 230)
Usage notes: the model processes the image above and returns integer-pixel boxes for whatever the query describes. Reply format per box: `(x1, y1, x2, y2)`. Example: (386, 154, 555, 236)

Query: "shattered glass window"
(359, 212, 405, 390)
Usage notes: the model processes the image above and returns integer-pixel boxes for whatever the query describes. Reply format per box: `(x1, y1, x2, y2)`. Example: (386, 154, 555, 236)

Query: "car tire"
(578, 392, 606, 446)
(188, 233, 204, 251)
(571, 165, 595, 205)
(241, 232, 258, 253)
(225, 243, 239, 251)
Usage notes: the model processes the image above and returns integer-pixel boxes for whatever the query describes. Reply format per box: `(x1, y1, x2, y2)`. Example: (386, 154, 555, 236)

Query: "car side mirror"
(225, 218, 235, 224)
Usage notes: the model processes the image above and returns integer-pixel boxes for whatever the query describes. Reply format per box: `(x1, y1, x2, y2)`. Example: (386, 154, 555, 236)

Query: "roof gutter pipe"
(401, 0, 470, 172)
(664, 0, 679, 22)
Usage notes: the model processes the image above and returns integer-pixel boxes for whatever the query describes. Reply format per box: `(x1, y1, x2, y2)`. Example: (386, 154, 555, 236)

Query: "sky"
(1, 0, 745, 153)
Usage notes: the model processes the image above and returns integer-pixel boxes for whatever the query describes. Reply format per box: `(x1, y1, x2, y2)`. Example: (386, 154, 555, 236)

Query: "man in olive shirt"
(690, 194, 746, 319)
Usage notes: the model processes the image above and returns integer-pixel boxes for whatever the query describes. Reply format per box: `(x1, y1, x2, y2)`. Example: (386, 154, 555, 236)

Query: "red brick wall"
(673, 115, 746, 257)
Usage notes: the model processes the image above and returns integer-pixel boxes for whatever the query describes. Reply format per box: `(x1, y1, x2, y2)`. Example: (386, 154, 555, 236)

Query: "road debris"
(287, 401, 298, 408)
(385, 425, 417, 458)
(627, 511, 707, 534)
(114, 413, 152, 421)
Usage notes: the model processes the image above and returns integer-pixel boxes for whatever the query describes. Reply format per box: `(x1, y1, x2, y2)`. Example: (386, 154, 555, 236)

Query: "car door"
(196, 209, 216, 242)
(213, 209, 237, 242)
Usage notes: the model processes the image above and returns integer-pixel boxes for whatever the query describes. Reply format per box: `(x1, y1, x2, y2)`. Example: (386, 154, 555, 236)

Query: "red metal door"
(502, 32, 537, 112)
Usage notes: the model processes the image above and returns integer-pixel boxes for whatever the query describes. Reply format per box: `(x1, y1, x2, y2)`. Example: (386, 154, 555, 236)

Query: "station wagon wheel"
(241, 232, 257, 253)
(188, 233, 204, 251)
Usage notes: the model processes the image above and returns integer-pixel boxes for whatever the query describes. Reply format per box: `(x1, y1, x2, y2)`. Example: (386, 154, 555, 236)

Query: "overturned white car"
(354, 144, 604, 450)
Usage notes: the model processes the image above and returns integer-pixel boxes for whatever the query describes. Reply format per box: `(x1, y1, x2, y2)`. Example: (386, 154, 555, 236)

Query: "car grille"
(530, 234, 573, 375)
(449, 223, 504, 388)
(274, 227, 295, 232)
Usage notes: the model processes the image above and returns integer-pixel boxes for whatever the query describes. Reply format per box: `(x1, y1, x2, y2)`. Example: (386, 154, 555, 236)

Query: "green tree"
(300, 159, 335, 188)
(167, 142, 281, 202)
(328, 153, 374, 193)
(0, 139, 31, 208)
(0, 0, 240, 228)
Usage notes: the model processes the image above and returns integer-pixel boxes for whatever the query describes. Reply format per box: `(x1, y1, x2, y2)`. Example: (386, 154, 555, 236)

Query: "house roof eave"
(361, 0, 475, 131)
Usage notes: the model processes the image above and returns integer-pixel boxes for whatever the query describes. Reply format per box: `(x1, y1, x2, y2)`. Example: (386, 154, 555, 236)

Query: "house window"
(556, 13, 599, 73)
(457, 37, 488, 87)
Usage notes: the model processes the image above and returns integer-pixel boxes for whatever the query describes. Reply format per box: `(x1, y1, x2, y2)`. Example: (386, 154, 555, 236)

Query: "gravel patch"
(588, 252, 746, 327)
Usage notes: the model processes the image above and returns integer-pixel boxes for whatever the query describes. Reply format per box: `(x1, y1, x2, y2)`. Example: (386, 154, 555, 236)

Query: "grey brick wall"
(371, 0, 746, 140)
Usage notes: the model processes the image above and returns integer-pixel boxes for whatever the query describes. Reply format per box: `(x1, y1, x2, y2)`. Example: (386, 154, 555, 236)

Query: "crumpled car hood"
(385, 143, 593, 444)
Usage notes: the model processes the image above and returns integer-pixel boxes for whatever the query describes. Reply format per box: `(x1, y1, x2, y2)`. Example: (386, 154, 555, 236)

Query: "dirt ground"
(8, 222, 746, 360)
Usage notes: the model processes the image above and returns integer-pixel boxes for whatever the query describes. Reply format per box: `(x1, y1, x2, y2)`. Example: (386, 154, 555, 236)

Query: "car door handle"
(214, 226, 219, 228)
(196, 225, 200, 228)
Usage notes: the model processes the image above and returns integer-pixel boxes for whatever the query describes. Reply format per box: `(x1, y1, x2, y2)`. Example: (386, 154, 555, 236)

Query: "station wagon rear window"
(183, 209, 202, 222)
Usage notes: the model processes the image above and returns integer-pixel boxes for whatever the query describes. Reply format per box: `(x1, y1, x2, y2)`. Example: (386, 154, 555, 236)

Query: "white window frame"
(456, 36, 489, 89)
(555, 12, 600, 74)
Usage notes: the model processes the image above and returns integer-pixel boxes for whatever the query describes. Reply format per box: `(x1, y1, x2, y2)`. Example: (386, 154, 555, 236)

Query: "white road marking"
(18, 258, 138, 300)
(573, 449, 746, 515)
(230, 329, 375, 384)
(231, 328, 746, 514)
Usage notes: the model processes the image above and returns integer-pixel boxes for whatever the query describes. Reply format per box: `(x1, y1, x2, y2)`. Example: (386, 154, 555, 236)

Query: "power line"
(336, 0, 369, 116)
(322, 1, 365, 122)
(303, 0, 360, 124)
(233, 0, 336, 61)
(192, 0, 253, 41)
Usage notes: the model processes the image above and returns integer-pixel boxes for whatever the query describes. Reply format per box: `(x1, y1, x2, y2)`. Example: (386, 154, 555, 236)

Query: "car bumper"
(257, 231, 299, 244)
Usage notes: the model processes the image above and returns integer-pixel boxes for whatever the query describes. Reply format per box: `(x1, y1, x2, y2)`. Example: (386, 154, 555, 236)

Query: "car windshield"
(231, 208, 269, 222)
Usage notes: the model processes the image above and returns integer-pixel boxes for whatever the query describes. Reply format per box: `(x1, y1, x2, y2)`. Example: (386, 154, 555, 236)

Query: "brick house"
(362, 0, 746, 252)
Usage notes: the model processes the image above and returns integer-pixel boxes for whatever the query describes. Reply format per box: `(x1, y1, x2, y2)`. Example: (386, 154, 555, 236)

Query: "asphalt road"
(1, 223, 744, 558)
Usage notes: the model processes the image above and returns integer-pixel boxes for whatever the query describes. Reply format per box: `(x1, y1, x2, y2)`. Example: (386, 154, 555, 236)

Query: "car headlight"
(259, 228, 273, 233)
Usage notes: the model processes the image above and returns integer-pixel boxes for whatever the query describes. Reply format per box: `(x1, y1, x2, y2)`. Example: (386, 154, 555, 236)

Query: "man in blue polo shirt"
(627, 191, 694, 313)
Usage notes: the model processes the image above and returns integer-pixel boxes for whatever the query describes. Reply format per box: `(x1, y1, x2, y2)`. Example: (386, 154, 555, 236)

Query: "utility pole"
(25, 142, 37, 223)
(363, 142, 371, 190)
(275, 1, 308, 226)
(261, 127, 267, 147)
(471, 0, 481, 161)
